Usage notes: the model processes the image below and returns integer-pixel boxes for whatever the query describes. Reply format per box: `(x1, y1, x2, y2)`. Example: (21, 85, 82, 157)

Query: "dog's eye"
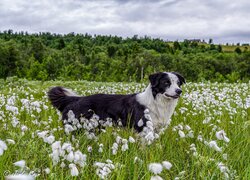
(164, 80, 170, 85)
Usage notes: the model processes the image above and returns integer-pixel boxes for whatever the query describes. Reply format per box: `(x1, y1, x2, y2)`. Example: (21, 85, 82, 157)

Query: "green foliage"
(209, 38, 213, 44)
(217, 45, 222, 52)
(173, 41, 181, 51)
(235, 47, 242, 54)
(0, 30, 249, 82)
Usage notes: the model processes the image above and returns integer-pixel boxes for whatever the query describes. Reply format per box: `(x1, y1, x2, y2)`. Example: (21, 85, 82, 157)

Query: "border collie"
(48, 72, 185, 132)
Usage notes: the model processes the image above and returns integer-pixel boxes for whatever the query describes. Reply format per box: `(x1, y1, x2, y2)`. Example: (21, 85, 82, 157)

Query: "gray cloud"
(0, 0, 249, 43)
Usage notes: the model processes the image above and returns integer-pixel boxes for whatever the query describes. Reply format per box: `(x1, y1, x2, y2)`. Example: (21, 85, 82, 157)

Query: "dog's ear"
(149, 72, 163, 88)
(149, 72, 164, 98)
(172, 72, 186, 85)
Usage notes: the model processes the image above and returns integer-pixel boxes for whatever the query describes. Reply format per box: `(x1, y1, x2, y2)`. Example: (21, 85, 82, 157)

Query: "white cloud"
(0, 0, 249, 43)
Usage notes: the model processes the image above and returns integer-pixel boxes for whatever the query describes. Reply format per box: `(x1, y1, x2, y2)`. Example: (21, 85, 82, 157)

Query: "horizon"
(1, 29, 249, 46)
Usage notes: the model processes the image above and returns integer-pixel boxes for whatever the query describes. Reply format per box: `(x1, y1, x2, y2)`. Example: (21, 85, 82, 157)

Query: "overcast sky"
(0, 0, 250, 44)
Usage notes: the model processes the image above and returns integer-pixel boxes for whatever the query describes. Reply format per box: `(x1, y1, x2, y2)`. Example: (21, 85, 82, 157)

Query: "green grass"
(167, 41, 250, 52)
(0, 80, 249, 179)
(221, 45, 249, 52)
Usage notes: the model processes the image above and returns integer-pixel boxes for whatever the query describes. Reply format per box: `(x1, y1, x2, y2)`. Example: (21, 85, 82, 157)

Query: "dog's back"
(48, 87, 147, 130)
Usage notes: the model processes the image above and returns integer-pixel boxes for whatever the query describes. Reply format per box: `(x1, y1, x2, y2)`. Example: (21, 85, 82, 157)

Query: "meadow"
(0, 78, 249, 179)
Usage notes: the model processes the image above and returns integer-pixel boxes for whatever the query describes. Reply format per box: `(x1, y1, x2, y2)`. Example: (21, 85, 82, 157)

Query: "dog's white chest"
(136, 85, 179, 129)
(147, 99, 178, 128)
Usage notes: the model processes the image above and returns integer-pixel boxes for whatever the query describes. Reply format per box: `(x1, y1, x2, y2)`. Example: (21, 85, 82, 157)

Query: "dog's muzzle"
(164, 93, 180, 99)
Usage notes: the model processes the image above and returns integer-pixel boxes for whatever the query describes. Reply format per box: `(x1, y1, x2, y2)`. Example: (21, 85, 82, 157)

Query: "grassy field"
(167, 41, 250, 52)
(0, 79, 249, 179)
(221, 45, 249, 52)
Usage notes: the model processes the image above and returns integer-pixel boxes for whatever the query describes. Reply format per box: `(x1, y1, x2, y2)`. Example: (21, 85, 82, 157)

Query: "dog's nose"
(175, 89, 182, 95)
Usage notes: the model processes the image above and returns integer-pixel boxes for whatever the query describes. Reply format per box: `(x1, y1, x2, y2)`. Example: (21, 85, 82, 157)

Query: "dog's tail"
(48, 86, 81, 112)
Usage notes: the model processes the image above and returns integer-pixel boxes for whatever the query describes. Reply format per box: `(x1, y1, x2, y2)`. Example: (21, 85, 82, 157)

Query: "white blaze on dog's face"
(163, 72, 183, 99)
(149, 72, 185, 99)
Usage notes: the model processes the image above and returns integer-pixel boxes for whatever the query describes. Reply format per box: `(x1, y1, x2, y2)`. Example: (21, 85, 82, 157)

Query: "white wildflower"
(128, 136, 135, 143)
(62, 142, 73, 153)
(6, 105, 19, 115)
(217, 162, 229, 173)
(112, 143, 118, 155)
(69, 163, 79, 176)
(177, 124, 183, 130)
(116, 136, 122, 144)
(94, 160, 115, 179)
(66, 151, 74, 162)
(6, 139, 15, 145)
(64, 124, 74, 134)
(190, 144, 197, 152)
(37, 131, 49, 139)
(134, 156, 143, 163)
(178, 130, 185, 138)
(45, 135, 55, 144)
(203, 117, 211, 124)
(60, 162, 66, 168)
(145, 131, 155, 144)
(197, 135, 203, 142)
(5, 174, 35, 180)
(13, 160, 26, 168)
(212, 125, 218, 132)
(74, 150, 86, 167)
(21, 125, 28, 132)
(148, 163, 163, 174)
(106, 159, 113, 164)
(137, 119, 144, 127)
(85, 132, 97, 140)
(50, 151, 60, 165)
(223, 154, 228, 160)
(216, 130, 230, 143)
(11, 117, 19, 127)
(94, 162, 105, 168)
(87, 146, 92, 152)
(51, 141, 61, 151)
(185, 125, 191, 131)
(122, 139, 128, 144)
(187, 131, 194, 138)
(0, 140, 7, 155)
(145, 114, 152, 121)
(118, 120, 123, 126)
(98, 144, 104, 153)
(208, 141, 222, 152)
(162, 161, 172, 170)
(44, 168, 50, 174)
(146, 121, 154, 129)
(121, 143, 128, 151)
(246, 97, 250, 108)
(144, 109, 149, 114)
(0, 139, 7, 150)
(217, 162, 230, 178)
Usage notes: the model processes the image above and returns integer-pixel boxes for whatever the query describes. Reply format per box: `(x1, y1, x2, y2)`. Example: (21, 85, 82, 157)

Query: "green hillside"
(0, 30, 249, 82)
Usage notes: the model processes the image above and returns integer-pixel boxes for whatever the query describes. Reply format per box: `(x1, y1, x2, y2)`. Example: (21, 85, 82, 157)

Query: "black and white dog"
(48, 72, 185, 132)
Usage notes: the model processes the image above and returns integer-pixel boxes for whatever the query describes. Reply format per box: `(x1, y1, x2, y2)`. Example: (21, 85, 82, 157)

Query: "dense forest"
(0, 30, 249, 82)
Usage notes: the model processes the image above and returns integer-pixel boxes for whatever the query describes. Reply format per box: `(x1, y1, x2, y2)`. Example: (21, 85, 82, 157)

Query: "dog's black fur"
(48, 87, 148, 132)
(48, 72, 185, 132)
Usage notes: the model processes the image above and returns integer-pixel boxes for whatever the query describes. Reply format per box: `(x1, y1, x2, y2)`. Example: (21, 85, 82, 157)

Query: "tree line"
(0, 30, 249, 82)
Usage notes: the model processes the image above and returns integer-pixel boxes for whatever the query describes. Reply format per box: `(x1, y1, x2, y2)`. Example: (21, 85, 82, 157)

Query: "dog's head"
(149, 72, 185, 99)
